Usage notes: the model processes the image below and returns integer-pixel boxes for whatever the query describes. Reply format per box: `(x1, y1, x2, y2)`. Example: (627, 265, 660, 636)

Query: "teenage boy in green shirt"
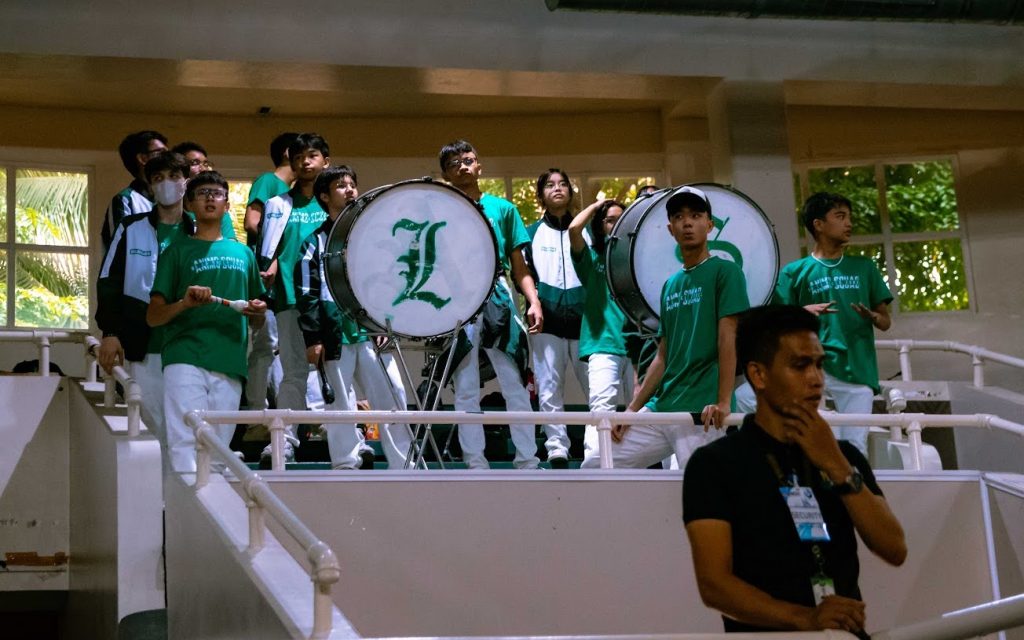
(148, 171, 266, 473)
(257, 133, 331, 462)
(97, 151, 193, 448)
(591, 187, 749, 469)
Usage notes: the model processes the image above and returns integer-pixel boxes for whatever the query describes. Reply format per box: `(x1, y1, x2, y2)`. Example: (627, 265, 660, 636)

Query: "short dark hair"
(590, 200, 625, 254)
(535, 168, 575, 208)
(802, 192, 853, 238)
(638, 184, 660, 196)
(171, 141, 207, 157)
(313, 165, 359, 207)
(736, 305, 821, 380)
(185, 170, 230, 201)
(438, 139, 476, 173)
(287, 133, 330, 166)
(118, 130, 167, 175)
(143, 151, 190, 183)
(270, 132, 300, 167)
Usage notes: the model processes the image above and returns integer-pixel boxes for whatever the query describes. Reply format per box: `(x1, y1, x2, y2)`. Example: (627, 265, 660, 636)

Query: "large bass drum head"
(325, 179, 498, 339)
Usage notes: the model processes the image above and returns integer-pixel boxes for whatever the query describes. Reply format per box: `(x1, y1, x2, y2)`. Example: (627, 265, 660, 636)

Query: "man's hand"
(306, 343, 323, 366)
(98, 336, 124, 374)
(525, 302, 543, 334)
(798, 595, 866, 634)
(184, 285, 212, 308)
(700, 401, 730, 432)
(805, 301, 836, 316)
(780, 402, 851, 483)
(243, 299, 267, 316)
(611, 423, 630, 443)
(260, 259, 279, 287)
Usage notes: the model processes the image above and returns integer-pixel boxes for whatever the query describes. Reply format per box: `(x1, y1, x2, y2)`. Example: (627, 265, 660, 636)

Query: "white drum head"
(345, 182, 497, 337)
(632, 184, 779, 318)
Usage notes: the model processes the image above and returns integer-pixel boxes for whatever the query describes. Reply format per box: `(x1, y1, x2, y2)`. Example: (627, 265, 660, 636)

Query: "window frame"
(793, 155, 975, 315)
(1, 160, 93, 329)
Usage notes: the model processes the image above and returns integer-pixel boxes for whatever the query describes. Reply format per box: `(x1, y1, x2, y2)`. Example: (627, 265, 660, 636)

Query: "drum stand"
(369, 319, 466, 470)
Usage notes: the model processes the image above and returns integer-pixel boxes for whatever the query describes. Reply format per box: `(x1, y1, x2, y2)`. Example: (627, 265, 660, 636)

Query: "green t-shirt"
(247, 172, 290, 207)
(479, 193, 530, 272)
(269, 190, 327, 312)
(151, 236, 264, 380)
(774, 255, 893, 392)
(144, 221, 191, 354)
(649, 257, 749, 413)
(572, 246, 627, 359)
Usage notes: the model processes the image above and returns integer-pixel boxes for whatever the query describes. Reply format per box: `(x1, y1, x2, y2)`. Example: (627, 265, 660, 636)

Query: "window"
(227, 179, 253, 241)
(794, 159, 970, 313)
(1, 166, 90, 328)
(481, 174, 659, 227)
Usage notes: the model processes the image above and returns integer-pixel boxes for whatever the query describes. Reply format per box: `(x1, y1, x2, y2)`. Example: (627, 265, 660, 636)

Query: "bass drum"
(324, 178, 499, 339)
(606, 183, 780, 333)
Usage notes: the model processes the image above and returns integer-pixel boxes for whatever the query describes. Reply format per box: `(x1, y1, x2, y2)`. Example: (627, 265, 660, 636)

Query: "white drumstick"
(210, 295, 248, 313)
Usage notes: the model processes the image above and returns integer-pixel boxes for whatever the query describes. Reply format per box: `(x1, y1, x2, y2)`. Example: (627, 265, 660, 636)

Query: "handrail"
(193, 408, 1024, 472)
(82, 336, 142, 437)
(873, 592, 1024, 640)
(184, 411, 341, 640)
(0, 329, 90, 378)
(876, 339, 1024, 387)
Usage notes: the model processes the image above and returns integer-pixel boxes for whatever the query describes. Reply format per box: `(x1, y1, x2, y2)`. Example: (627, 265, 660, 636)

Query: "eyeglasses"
(193, 188, 228, 200)
(447, 157, 477, 169)
(189, 159, 214, 169)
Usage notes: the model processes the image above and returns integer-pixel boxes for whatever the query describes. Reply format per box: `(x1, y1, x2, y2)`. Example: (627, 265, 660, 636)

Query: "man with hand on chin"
(684, 305, 906, 638)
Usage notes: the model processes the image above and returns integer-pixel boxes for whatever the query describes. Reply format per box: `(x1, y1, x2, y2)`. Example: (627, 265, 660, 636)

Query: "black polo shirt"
(682, 414, 882, 633)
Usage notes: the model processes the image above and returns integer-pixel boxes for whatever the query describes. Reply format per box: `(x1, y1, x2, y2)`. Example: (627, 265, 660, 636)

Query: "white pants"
(130, 353, 166, 447)
(531, 333, 587, 460)
(582, 353, 627, 461)
(164, 363, 241, 473)
(452, 314, 539, 469)
(275, 308, 323, 443)
(580, 407, 707, 470)
(824, 372, 873, 455)
(323, 342, 413, 469)
(733, 376, 873, 455)
(245, 309, 282, 409)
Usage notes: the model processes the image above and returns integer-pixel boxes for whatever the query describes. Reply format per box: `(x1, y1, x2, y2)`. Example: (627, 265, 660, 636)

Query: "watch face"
(849, 469, 864, 493)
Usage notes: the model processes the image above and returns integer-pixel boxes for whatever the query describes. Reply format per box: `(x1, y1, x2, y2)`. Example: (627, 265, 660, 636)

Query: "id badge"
(811, 575, 836, 605)
(780, 485, 831, 542)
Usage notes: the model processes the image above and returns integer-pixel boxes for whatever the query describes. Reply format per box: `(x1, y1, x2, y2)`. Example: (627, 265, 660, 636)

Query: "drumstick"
(209, 295, 249, 313)
(316, 354, 336, 405)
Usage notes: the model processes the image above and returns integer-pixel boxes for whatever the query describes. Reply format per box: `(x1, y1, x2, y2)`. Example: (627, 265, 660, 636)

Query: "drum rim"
(324, 177, 501, 340)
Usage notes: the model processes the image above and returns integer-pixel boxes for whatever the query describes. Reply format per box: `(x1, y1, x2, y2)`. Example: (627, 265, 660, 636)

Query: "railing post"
(125, 377, 142, 437)
(886, 387, 906, 442)
(899, 343, 913, 381)
(103, 374, 116, 408)
(308, 541, 341, 640)
(243, 476, 265, 554)
(38, 333, 51, 377)
(597, 417, 614, 469)
(192, 416, 212, 488)
(972, 352, 985, 387)
(906, 420, 923, 471)
(269, 417, 286, 472)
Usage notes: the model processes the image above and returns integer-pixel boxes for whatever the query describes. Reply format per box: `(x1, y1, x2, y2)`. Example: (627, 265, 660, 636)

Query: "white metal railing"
(877, 339, 1024, 388)
(0, 329, 91, 378)
(184, 411, 341, 640)
(82, 335, 143, 437)
(191, 408, 1024, 472)
(872, 591, 1024, 640)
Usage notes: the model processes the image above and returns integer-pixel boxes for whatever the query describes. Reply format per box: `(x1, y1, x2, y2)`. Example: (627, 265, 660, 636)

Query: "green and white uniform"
(101, 179, 152, 251)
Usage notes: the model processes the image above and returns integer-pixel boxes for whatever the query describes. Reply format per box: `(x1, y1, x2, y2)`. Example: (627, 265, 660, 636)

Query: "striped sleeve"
(101, 192, 131, 251)
(294, 234, 322, 347)
(95, 220, 130, 337)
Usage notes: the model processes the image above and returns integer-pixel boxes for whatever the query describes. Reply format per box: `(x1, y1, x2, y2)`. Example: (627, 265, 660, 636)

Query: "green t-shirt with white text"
(144, 221, 191, 354)
(572, 246, 627, 359)
(649, 257, 749, 413)
(774, 255, 892, 391)
(151, 236, 264, 380)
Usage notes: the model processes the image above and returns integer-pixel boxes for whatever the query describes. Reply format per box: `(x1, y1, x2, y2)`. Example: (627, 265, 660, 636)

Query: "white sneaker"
(260, 441, 296, 466)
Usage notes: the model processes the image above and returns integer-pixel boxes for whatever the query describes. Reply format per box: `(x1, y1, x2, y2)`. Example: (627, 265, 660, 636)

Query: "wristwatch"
(831, 469, 864, 495)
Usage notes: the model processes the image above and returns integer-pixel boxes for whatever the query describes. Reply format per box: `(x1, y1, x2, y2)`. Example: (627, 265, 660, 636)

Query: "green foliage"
(479, 178, 506, 199)
(511, 177, 543, 225)
(885, 162, 960, 233)
(591, 176, 656, 207)
(894, 239, 968, 311)
(806, 165, 881, 235)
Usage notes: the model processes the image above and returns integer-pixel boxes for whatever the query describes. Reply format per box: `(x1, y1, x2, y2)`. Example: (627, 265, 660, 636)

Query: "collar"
(543, 210, 572, 230)
(317, 217, 335, 235)
(146, 207, 194, 235)
(130, 178, 152, 200)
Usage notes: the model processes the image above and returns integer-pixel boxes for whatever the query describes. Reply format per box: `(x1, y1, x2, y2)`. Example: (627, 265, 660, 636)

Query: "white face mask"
(153, 179, 186, 206)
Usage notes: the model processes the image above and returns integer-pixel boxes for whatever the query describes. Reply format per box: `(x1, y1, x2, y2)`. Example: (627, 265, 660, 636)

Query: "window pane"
(807, 166, 880, 235)
(227, 180, 252, 242)
(15, 251, 88, 328)
(0, 249, 6, 325)
(15, 169, 88, 247)
(479, 178, 506, 199)
(511, 177, 544, 225)
(884, 160, 960, 233)
(589, 176, 657, 207)
(0, 168, 7, 242)
(893, 239, 969, 312)
(846, 243, 889, 288)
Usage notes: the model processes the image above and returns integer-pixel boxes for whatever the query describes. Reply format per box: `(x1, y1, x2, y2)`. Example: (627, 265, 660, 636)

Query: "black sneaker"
(359, 448, 376, 470)
(548, 456, 569, 470)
